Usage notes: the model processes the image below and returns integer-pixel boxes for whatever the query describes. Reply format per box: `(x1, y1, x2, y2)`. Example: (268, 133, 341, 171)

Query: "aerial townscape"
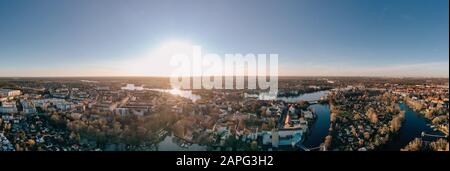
(1, 77, 448, 151)
(0, 0, 448, 154)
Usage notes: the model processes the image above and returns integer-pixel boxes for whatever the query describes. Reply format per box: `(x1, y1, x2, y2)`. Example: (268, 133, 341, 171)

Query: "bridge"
(297, 144, 321, 151)
(421, 132, 448, 138)
(308, 101, 318, 104)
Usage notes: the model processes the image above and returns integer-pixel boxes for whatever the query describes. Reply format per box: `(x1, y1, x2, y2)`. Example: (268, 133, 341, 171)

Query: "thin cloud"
(282, 62, 449, 78)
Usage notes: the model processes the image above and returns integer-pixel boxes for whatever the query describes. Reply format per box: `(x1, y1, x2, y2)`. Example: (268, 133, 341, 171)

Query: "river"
(121, 84, 201, 102)
(300, 101, 442, 150)
(276, 90, 329, 103)
(302, 104, 331, 148)
(270, 92, 441, 150)
(382, 103, 443, 150)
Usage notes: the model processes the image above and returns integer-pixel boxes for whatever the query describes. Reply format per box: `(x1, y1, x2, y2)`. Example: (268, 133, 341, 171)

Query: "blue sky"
(0, 0, 448, 77)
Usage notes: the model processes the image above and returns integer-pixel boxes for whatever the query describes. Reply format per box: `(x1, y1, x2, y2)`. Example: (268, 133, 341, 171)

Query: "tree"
(260, 106, 267, 117)
(353, 113, 361, 120)
(50, 113, 67, 128)
(366, 108, 378, 124)
(172, 121, 185, 138)
(401, 138, 423, 151)
(432, 117, 442, 125)
(399, 111, 405, 119)
(321, 135, 332, 151)
(351, 127, 357, 136)
(389, 116, 402, 133)
(330, 113, 337, 123)
(430, 138, 449, 151)
(424, 111, 434, 119)
(363, 132, 370, 140)
(250, 140, 258, 151)
(365, 108, 375, 118)
(297, 100, 310, 110)
(378, 125, 389, 135)
(373, 135, 381, 146)
(224, 136, 249, 150)
(358, 139, 364, 146)
(267, 118, 276, 130)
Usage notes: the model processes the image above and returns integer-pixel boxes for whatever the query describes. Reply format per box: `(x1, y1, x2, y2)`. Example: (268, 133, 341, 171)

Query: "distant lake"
(80, 80, 99, 83)
(121, 84, 201, 102)
(246, 90, 329, 103)
(276, 90, 329, 103)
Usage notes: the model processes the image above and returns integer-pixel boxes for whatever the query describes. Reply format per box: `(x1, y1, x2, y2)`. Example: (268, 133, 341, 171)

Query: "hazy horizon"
(1, 75, 449, 79)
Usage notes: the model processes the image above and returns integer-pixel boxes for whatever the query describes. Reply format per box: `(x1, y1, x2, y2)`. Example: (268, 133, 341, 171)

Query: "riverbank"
(381, 103, 440, 150)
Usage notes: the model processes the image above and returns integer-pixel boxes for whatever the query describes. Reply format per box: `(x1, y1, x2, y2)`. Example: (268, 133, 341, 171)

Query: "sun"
(151, 40, 194, 58)
(123, 39, 195, 76)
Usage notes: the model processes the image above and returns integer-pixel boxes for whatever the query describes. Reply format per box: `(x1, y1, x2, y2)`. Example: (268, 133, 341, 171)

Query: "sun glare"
(151, 40, 194, 58)
(124, 39, 195, 76)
